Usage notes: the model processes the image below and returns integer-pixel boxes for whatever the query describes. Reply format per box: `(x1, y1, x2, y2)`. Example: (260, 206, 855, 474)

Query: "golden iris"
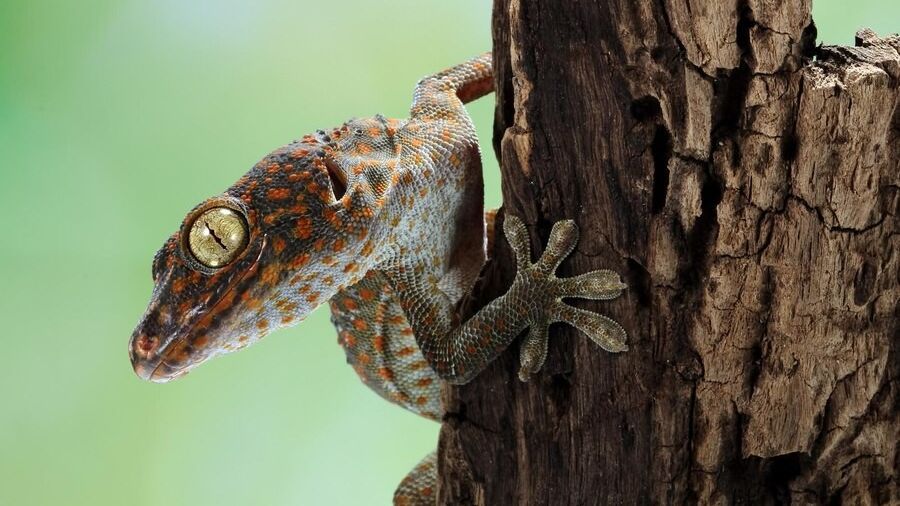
(187, 207, 248, 268)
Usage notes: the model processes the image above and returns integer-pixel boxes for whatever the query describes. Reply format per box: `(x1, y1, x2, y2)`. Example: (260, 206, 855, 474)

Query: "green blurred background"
(0, 1, 894, 504)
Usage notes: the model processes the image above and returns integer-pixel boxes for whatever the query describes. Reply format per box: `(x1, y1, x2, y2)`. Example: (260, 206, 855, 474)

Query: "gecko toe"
(551, 303, 628, 353)
(558, 269, 627, 300)
(503, 215, 533, 268)
(518, 322, 549, 382)
(536, 220, 578, 275)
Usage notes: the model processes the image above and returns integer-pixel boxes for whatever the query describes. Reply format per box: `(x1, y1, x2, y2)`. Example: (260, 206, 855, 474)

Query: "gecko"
(129, 53, 628, 505)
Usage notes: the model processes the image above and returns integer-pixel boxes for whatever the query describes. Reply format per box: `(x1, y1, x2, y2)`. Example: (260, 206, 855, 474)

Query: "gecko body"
(129, 53, 627, 505)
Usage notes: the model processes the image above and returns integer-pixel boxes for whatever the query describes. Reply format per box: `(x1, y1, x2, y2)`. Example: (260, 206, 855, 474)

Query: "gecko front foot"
(502, 215, 628, 382)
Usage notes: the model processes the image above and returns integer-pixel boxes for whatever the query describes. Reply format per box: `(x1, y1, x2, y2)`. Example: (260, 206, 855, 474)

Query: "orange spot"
(343, 262, 358, 273)
(281, 315, 294, 324)
(306, 292, 320, 304)
(194, 335, 208, 347)
(396, 347, 415, 357)
(290, 252, 311, 269)
(359, 288, 376, 301)
(332, 238, 345, 253)
(357, 353, 371, 365)
(343, 298, 358, 310)
(360, 241, 375, 257)
(415, 396, 428, 405)
(391, 391, 410, 403)
(273, 237, 286, 254)
(416, 377, 433, 387)
(256, 318, 269, 330)
(267, 188, 291, 200)
(373, 335, 385, 352)
(261, 265, 279, 285)
(378, 367, 393, 380)
(277, 300, 297, 312)
(171, 277, 187, 294)
(295, 217, 313, 239)
(353, 319, 367, 331)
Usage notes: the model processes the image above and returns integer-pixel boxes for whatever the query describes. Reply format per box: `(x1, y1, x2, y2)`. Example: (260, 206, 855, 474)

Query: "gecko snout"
(129, 333, 185, 383)
(129, 334, 161, 381)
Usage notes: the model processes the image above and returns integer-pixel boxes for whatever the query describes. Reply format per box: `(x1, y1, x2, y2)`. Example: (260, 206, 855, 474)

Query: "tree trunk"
(437, 0, 898, 504)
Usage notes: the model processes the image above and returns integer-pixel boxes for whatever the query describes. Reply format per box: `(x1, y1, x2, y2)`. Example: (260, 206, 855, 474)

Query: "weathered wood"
(438, 1, 898, 503)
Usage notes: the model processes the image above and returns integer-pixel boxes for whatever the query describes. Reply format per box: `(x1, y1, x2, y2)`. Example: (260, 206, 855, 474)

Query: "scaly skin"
(129, 53, 628, 505)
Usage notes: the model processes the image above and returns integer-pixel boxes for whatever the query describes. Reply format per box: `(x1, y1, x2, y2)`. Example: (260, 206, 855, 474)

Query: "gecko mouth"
(130, 237, 267, 383)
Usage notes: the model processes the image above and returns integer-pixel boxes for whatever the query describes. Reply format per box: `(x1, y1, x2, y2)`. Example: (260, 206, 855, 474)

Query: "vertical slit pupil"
(205, 222, 228, 250)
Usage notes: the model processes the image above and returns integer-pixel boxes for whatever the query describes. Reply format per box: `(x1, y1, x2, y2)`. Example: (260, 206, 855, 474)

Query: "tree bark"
(438, 1, 898, 504)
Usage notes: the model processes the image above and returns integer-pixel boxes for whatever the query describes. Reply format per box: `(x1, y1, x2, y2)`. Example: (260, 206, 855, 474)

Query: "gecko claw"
(504, 216, 628, 381)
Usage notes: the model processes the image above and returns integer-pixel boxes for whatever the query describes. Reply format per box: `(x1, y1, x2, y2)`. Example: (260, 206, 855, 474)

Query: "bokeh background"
(0, 1, 895, 504)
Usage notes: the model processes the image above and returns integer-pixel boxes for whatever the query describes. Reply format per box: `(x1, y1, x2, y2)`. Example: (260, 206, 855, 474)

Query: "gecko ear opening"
(324, 156, 347, 200)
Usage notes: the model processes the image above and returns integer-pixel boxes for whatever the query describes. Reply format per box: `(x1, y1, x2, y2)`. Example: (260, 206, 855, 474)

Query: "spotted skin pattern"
(129, 53, 628, 505)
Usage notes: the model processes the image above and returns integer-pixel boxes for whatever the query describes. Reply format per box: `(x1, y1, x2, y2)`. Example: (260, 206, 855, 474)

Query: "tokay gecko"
(129, 53, 628, 505)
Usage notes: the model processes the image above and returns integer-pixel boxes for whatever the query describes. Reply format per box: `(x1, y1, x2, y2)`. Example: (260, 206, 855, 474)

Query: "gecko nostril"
(137, 335, 158, 353)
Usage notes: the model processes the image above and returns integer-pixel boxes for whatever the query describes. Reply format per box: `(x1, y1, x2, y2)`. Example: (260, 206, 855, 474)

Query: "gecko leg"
(392, 214, 627, 385)
(505, 216, 628, 381)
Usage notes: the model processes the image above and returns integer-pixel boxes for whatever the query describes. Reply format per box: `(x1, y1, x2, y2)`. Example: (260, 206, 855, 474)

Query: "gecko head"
(130, 140, 375, 383)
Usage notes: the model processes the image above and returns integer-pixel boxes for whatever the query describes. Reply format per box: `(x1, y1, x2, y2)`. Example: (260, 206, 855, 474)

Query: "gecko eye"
(186, 207, 249, 268)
